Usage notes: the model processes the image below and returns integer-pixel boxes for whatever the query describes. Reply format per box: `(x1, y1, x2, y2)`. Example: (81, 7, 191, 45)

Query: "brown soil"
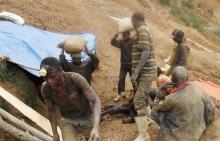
(0, 0, 220, 140)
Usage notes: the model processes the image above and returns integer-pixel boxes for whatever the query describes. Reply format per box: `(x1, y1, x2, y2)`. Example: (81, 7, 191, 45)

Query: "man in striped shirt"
(131, 11, 157, 141)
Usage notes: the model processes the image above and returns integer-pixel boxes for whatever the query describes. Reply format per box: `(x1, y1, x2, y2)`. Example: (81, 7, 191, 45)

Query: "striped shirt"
(132, 25, 156, 81)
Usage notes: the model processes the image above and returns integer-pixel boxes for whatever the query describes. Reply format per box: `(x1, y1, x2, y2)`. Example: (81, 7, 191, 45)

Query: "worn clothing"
(111, 36, 133, 94)
(41, 72, 92, 120)
(165, 41, 190, 76)
(171, 42, 189, 67)
(132, 25, 157, 81)
(118, 67, 132, 94)
(60, 115, 93, 141)
(164, 42, 189, 76)
(111, 36, 133, 69)
(59, 53, 99, 84)
(133, 78, 154, 116)
(151, 83, 215, 141)
(132, 25, 156, 115)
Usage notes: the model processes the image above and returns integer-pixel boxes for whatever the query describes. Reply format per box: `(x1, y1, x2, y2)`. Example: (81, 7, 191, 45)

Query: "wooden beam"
(0, 116, 42, 141)
(0, 86, 63, 141)
(0, 107, 53, 141)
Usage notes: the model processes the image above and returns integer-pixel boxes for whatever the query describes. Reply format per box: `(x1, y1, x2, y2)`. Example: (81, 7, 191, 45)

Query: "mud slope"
(0, 0, 220, 140)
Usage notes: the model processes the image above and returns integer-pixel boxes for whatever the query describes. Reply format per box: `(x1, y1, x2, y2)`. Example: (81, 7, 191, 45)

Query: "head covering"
(40, 57, 62, 77)
(172, 29, 184, 39)
(132, 11, 145, 22)
(171, 66, 188, 85)
(172, 29, 180, 38)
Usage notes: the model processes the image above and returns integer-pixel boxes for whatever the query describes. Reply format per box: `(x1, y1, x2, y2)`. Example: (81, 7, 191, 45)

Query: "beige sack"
(63, 38, 87, 54)
(117, 18, 133, 33)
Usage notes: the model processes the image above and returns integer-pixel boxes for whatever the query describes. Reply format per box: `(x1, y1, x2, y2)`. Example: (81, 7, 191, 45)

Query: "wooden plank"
(0, 86, 63, 141)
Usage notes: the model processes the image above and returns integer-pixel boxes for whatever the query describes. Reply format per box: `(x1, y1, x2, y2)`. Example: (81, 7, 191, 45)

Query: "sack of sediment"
(63, 38, 87, 53)
(117, 18, 134, 33)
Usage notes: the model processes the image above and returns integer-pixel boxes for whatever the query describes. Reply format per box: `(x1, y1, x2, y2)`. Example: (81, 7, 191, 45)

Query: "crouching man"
(40, 57, 101, 141)
(151, 66, 215, 141)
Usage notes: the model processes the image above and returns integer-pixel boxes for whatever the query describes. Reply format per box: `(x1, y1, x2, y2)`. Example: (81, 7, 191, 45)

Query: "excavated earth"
(0, 0, 220, 140)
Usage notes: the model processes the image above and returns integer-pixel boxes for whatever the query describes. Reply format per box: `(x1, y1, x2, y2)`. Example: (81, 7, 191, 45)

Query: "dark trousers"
(118, 66, 132, 94)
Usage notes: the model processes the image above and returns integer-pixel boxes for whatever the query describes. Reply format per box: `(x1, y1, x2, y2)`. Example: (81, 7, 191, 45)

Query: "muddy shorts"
(60, 115, 93, 141)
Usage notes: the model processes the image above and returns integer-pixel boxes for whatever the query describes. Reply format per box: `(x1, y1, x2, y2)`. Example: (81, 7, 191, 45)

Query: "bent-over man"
(40, 57, 101, 141)
(151, 66, 215, 141)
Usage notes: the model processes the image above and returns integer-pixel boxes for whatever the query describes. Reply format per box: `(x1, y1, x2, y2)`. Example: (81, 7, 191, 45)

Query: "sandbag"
(63, 38, 87, 54)
(0, 12, 25, 25)
(117, 18, 133, 33)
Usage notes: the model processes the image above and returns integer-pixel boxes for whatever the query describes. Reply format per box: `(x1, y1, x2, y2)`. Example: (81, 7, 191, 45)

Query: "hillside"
(0, 0, 220, 140)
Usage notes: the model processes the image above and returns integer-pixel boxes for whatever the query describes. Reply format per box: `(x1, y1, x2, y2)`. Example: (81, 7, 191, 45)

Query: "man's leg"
(164, 66, 175, 76)
(78, 116, 94, 140)
(60, 118, 79, 141)
(128, 67, 134, 89)
(133, 80, 153, 116)
(114, 67, 127, 101)
(133, 80, 153, 141)
(122, 102, 136, 124)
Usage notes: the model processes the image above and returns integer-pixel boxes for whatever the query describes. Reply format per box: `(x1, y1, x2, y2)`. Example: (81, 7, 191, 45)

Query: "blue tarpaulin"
(0, 21, 96, 77)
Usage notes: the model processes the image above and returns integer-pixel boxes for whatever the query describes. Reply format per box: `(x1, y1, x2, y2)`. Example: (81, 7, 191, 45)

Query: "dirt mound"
(0, 0, 220, 140)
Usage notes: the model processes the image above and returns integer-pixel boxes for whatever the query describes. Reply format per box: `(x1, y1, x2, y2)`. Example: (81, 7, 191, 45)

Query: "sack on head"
(117, 18, 134, 33)
(63, 38, 87, 54)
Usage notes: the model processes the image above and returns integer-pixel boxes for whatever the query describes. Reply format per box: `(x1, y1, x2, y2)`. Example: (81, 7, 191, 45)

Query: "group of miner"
(39, 11, 215, 141)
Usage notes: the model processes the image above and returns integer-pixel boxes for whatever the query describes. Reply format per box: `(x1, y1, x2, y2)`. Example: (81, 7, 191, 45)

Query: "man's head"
(171, 29, 179, 37)
(131, 11, 145, 29)
(171, 66, 188, 86)
(122, 31, 131, 41)
(172, 29, 184, 43)
(40, 57, 64, 87)
(70, 52, 82, 65)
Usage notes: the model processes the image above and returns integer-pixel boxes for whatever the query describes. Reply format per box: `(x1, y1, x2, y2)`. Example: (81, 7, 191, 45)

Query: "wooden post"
(0, 116, 42, 141)
(0, 86, 63, 141)
(0, 108, 53, 141)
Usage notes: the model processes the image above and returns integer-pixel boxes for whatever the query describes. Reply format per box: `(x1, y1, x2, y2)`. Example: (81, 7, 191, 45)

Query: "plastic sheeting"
(0, 21, 96, 77)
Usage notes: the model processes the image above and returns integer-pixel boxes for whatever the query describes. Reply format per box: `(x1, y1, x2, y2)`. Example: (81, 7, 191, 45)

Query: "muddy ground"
(0, 0, 220, 141)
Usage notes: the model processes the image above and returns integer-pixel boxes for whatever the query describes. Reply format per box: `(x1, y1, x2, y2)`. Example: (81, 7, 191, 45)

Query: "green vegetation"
(171, 5, 204, 32)
(159, 0, 204, 32)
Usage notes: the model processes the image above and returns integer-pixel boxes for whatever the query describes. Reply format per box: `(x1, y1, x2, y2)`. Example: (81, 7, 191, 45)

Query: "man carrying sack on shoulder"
(110, 31, 134, 102)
